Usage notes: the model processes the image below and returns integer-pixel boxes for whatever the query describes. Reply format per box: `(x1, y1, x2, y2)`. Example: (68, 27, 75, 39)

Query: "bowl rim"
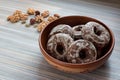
(39, 15, 115, 66)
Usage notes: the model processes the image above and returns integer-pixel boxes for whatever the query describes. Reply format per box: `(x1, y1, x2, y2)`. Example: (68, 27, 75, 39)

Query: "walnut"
(7, 15, 13, 21)
(37, 21, 49, 32)
(14, 14, 21, 20)
(54, 14, 60, 18)
(13, 10, 22, 15)
(9, 15, 20, 23)
(7, 9, 61, 32)
(27, 8, 35, 15)
(7, 11, 28, 23)
(35, 15, 44, 23)
(47, 16, 58, 23)
(7, 11, 21, 23)
(37, 24, 43, 32)
(41, 10, 49, 18)
(20, 14, 28, 21)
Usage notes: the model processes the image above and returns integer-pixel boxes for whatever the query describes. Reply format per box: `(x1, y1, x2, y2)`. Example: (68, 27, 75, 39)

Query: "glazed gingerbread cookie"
(72, 25, 85, 40)
(47, 21, 110, 63)
(47, 33, 73, 61)
(81, 21, 110, 57)
(49, 24, 73, 37)
(66, 39, 97, 63)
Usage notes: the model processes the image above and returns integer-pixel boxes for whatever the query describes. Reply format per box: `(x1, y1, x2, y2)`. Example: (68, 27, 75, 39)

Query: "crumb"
(33, 24, 38, 28)
(21, 20, 26, 24)
(25, 24, 30, 27)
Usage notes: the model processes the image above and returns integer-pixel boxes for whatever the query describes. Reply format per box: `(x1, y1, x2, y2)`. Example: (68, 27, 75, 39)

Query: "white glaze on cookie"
(66, 39, 97, 64)
(81, 21, 110, 48)
(49, 24, 73, 37)
(47, 33, 73, 61)
(72, 25, 85, 40)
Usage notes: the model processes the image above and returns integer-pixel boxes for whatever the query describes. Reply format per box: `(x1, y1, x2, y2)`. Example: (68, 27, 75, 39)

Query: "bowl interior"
(40, 16, 114, 65)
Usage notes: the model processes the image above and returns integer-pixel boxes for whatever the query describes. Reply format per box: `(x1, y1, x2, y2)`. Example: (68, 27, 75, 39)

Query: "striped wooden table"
(0, 0, 120, 80)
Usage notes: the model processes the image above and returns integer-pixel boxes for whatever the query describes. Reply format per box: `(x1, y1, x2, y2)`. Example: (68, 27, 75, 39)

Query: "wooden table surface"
(0, 0, 120, 80)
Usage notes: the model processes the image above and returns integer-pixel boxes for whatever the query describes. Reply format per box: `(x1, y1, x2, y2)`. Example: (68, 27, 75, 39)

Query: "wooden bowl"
(39, 16, 115, 73)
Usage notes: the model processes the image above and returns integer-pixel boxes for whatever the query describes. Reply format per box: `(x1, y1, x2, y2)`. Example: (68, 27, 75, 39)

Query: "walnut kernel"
(37, 21, 49, 32)
(7, 15, 13, 21)
(47, 16, 58, 23)
(20, 14, 28, 21)
(35, 15, 44, 23)
(54, 14, 60, 18)
(41, 10, 49, 18)
(27, 8, 35, 15)
(13, 10, 22, 15)
(9, 16, 19, 23)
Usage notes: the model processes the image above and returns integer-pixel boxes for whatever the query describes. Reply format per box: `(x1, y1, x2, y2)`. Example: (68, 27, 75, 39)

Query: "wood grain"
(0, 0, 120, 80)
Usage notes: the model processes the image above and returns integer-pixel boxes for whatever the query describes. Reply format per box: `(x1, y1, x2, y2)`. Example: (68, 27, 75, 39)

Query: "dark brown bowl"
(39, 16, 115, 73)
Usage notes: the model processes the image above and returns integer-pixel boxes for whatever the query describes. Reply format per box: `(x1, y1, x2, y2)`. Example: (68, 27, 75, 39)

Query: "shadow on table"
(37, 57, 112, 80)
